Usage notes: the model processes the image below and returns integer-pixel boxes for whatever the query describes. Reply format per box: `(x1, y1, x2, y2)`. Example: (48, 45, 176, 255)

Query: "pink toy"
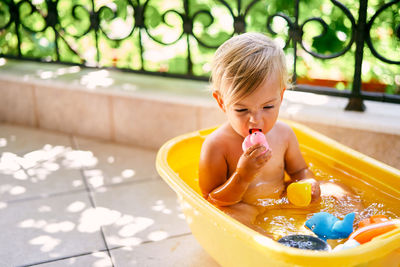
(242, 130, 270, 153)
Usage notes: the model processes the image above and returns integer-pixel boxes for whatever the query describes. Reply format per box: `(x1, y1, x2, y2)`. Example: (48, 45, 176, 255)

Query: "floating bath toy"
(278, 235, 330, 251)
(332, 215, 400, 251)
(287, 182, 312, 207)
(157, 122, 400, 266)
(332, 239, 360, 251)
(332, 215, 399, 251)
(358, 214, 389, 228)
(348, 217, 400, 244)
(305, 212, 355, 240)
(242, 130, 270, 153)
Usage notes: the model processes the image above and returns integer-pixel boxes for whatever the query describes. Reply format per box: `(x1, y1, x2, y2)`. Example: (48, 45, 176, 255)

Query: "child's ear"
(213, 91, 226, 112)
(280, 88, 286, 101)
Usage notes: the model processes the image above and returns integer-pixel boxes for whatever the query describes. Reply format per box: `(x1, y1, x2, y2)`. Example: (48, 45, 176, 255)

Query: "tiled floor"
(0, 124, 219, 267)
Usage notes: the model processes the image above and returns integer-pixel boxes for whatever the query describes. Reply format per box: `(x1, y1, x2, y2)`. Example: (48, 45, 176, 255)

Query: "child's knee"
(220, 203, 260, 225)
(320, 181, 357, 200)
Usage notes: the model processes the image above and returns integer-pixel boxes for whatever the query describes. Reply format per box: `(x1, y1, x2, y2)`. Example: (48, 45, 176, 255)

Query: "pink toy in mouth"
(242, 129, 270, 153)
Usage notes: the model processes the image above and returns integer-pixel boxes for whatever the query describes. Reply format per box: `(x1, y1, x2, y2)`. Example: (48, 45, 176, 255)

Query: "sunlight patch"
(0, 202, 7, 209)
(0, 152, 21, 172)
(72, 180, 83, 187)
(29, 235, 61, 252)
(63, 150, 98, 168)
(152, 199, 171, 214)
(80, 70, 113, 89)
(121, 169, 135, 178)
(78, 207, 121, 233)
(108, 235, 142, 247)
(44, 221, 75, 233)
(19, 219, 46, 229)
(107, 156, 115, 164)
(13, 169, 28, 180)
(118, 217, 154, 237)
(148, 230, 168, 241)
(67, 201, 86, 213)
(10, 186, 26, 195)
(0, 138, 7, 147)
(38, 205, 51, 212)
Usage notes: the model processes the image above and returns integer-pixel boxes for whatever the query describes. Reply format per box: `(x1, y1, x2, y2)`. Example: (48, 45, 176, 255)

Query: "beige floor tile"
(0, 124, 72, 154)
(110, 234, 219, 267)
(74, 137, 158, 189)
(0, 152, 86, 202)
(92, 180, 191, 249)
(0, 192, 106, 266)
(34, 251, 113, 267)
(0, 124, 86, 201)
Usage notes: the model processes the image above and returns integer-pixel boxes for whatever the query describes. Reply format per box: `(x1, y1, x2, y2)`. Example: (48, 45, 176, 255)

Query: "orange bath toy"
(348, 216, 400, 244)
(358, 214, 389, 228)
(287, 182, 312, 207)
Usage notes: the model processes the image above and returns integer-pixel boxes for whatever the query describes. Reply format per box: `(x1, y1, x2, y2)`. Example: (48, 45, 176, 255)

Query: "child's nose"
(249, 111, 261, 123)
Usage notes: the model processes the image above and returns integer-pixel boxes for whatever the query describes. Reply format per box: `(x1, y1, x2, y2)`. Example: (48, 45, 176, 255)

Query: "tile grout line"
(3, 188, 89, 205)
(91, 175, 162, 191)
(31, 84, 40, 128)
(5, 176, 162, 205)
(109, 95, 116, 142)
(16, 249, 110, 267)
(2, 133, 88, 205)
(71, 135, 116, 267)
(107, 232, 194, 252)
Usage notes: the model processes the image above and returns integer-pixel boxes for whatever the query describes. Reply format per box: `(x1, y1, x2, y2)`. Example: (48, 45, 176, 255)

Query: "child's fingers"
(302, 179, 321, 201)
(256, 149, 272, 164)
(244, 143, 265, 157)
(311, 182, 321, 200)
(248, 145, 267, 158)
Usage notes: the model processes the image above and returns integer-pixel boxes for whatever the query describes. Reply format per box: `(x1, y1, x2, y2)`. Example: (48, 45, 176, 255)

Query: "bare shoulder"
(273, 120, 296, 140)
(199, 123, 234, 196)
(201, 123, 235, 152)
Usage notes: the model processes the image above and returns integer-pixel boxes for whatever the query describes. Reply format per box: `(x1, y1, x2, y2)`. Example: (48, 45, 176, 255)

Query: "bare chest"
(226, 141, 286, 203)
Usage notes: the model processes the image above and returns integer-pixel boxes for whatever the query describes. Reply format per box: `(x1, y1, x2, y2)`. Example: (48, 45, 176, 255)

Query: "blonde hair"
(211, 32, 288, 107)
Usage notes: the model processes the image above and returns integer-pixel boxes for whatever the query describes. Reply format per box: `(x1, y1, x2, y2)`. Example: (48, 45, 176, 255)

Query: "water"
(175, 145, 400, 249)
(254, 155, 400, 249)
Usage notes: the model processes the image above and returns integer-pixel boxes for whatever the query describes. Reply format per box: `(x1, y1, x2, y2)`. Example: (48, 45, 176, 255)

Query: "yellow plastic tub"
(156, 120, 400, 267)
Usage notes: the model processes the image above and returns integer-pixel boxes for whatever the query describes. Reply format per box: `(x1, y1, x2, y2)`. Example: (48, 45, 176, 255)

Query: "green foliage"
(0, 0, 399, 94)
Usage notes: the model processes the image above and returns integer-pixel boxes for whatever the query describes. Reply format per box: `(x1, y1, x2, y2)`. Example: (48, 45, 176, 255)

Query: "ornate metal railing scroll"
(0, 0, 399, 111)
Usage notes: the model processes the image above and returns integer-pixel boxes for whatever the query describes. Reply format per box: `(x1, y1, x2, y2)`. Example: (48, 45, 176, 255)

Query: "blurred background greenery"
(0, 0, 399, 94)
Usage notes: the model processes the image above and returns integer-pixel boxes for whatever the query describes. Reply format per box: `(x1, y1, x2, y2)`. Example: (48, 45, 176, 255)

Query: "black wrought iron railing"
(0, 0, 399, 111)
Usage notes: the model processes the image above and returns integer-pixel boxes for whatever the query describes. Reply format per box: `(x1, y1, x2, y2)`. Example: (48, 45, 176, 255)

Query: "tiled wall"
(0, 77, 226, 149)
(0, 66, 399, 169)
(0, 80, 37, 126)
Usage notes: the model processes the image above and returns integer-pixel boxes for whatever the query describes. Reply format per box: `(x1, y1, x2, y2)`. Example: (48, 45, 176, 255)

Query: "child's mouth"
(249, 128, 262, 134)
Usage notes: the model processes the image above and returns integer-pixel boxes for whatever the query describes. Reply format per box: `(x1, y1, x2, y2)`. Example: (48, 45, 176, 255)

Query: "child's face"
(224, 76, 284, 137)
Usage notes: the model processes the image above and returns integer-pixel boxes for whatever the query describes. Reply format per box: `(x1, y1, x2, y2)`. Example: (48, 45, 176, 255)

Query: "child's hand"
(236, 143, 272, 182)
(299, 178, 321, 202)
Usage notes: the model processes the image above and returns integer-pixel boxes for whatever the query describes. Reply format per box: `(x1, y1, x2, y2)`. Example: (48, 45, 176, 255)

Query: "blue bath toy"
(278, 235, 330, 251)
(305, 212, 355, 240)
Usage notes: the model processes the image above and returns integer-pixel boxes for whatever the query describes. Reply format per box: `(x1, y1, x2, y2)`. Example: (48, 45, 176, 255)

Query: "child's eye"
(263, 105, 274, 109)
(235, 108, 247, 112)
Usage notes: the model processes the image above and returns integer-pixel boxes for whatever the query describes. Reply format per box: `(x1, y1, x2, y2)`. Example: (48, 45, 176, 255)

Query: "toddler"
(199, 33, 361, 236)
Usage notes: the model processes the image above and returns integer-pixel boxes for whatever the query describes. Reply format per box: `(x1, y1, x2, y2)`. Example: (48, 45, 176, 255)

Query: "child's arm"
(199, 139, 271, 206)
(284, 125, 321, 200)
